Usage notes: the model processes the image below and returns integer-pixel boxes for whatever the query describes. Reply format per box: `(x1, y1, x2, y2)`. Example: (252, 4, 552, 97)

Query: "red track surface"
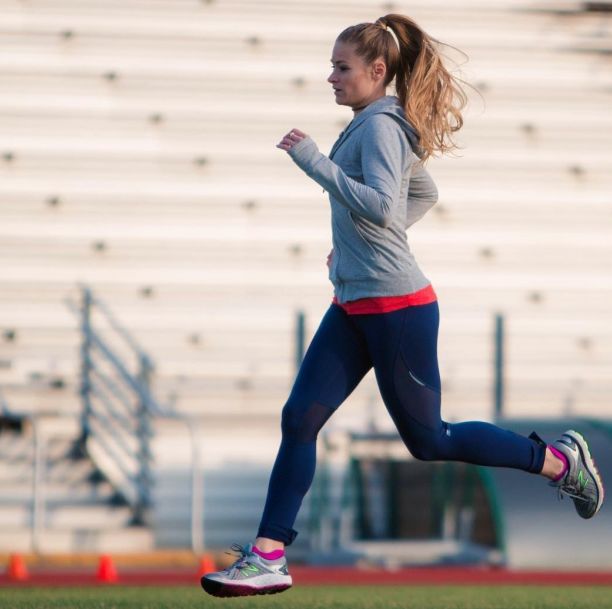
(2, 567, 612, 587)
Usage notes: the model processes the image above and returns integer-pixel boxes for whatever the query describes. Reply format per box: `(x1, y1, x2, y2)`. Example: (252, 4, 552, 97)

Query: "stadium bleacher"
(0, 0, 610, 555)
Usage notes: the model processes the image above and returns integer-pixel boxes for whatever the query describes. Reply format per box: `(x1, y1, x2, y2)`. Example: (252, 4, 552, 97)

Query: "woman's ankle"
(254, 537, 285, 553)
(541, 446, 568, 481)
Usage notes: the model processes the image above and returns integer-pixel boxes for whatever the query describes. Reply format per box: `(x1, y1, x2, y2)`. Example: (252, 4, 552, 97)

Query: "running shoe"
(200, 543, 292, 597)
(549, 429, 605, 519)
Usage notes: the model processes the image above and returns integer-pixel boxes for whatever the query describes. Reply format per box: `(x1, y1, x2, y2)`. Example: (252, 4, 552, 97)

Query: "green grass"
(1, 586, 612, 609)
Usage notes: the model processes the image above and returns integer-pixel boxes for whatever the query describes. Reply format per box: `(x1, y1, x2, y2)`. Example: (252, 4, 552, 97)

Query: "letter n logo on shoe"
(577, 470, 590, 493)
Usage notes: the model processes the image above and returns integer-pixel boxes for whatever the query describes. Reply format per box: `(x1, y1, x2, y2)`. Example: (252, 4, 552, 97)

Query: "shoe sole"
(565, 430, 605, 518)
(201, 576, 292, 598)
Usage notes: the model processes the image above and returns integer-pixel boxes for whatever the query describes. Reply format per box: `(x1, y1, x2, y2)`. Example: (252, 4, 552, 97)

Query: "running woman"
(201, 13, 605, 598)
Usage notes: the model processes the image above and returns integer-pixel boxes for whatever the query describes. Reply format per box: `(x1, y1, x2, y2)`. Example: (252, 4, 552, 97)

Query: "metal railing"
(68, 286, 207, 552)
(68, 285, 169, 525)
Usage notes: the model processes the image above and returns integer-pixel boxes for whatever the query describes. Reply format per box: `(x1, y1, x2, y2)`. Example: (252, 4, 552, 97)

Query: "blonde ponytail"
(337, 13, 473, 162)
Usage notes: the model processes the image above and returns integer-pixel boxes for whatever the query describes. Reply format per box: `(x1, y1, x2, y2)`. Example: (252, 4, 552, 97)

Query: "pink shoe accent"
(549, 445, 569, 481)
(252, 546, 285, 560)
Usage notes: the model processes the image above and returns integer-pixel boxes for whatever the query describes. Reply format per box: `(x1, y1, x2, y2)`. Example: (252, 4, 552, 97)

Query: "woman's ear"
(371, 58, 387, 83)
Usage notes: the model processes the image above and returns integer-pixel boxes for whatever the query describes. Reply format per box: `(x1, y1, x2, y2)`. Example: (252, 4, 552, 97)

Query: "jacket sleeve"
(287, 115, 410, 228)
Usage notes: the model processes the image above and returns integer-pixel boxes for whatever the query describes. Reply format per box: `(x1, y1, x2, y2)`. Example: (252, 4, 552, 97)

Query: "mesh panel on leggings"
(392, 352, 442, 433)
(283, 400, 335, 443)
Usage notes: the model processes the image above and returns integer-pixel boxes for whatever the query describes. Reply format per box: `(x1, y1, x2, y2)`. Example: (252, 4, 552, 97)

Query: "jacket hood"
(330, 95, 423, 159)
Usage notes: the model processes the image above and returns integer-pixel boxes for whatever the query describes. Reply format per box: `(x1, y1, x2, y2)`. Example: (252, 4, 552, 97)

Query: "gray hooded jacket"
(288, 95, 438, 304)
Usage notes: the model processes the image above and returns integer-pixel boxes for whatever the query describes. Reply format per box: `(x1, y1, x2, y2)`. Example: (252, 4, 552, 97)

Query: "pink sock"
(549, 445, 569, 481)
(252, 545, 285, 560)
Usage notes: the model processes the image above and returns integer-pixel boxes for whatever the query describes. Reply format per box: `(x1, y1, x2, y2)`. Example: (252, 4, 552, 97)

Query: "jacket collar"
(329, 96, 400, 160)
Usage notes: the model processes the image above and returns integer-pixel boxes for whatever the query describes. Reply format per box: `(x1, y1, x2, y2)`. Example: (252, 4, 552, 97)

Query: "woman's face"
(327, 40, 386, 112)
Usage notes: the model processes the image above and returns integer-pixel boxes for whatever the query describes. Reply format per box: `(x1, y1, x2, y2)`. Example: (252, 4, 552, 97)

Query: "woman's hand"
(276, 128, 308, 152)
(326, 248, 334, 269)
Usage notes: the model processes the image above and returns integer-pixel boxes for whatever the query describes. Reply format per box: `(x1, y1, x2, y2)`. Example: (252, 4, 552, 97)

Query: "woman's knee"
(407, 441, 440, 461)
(401, 424, 449, 461)
(281, 398, 334, 442)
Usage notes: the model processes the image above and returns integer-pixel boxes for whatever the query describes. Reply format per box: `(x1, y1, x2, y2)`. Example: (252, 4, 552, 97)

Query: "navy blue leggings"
(257, 301, 546, 545)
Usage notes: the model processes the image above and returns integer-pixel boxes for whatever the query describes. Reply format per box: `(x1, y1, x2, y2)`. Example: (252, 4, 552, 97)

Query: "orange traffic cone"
(198, 553, 217, 577)
(96, 554, 119, 583)
(7, 553, 29, 581)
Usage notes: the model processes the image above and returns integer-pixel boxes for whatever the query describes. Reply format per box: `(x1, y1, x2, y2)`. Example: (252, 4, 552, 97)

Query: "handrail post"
(31, 417, 46, 554)
(493, 313, 505, 421)
(134, 353, 154, 524)
(79, 287, 94, 449)
(295, 310, 306, 374)
(188, 418, 204, 555)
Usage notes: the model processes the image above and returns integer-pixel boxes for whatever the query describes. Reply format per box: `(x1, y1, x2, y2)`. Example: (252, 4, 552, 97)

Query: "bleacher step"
(0, 482, 116, 504)
(0, 526, 154, 553)
(0, 504, 133, 528)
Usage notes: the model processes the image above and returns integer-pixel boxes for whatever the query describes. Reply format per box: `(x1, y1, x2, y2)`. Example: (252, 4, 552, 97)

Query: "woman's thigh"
(282, 304, 373, 439)
(357, 302, 443, 435)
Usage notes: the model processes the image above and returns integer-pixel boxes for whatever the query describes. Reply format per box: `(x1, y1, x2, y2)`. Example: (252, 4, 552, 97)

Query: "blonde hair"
(337, 13, 473, 163)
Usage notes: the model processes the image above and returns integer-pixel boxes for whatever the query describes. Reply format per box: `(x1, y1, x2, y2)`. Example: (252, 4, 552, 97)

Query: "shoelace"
(224, 544, 253, 574)
(554, 483, 589, 503)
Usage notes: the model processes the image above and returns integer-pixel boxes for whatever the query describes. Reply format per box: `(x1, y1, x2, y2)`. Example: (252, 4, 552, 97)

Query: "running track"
(2, 567, 612, 587)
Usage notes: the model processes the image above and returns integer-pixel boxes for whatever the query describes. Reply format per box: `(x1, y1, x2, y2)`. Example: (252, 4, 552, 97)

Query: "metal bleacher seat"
(0, 0, 610, 458)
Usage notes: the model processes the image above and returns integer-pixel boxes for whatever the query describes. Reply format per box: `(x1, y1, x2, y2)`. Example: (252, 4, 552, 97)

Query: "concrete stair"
(0, 422, 154, 553)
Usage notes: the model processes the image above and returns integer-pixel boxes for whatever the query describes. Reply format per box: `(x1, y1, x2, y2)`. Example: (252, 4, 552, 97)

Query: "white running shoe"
(549, 429, 605, 519)
(200, 543, 292, 598)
